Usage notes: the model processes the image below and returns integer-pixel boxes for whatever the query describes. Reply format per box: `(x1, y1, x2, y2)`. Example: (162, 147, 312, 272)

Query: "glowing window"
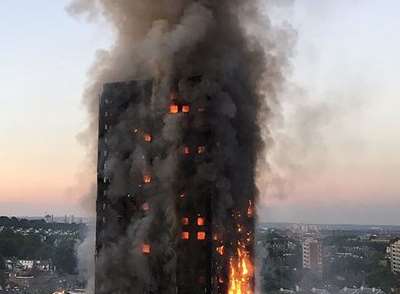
(182, 105, 190, 113)
(216, 246, 224, 256)
(144, 134, 152, 142)
(143, 175, 152, 183)
(182, 231, 190, 240)
(183, 146, 190, 155)
(142, 244, 151, 254)
(142, 203, 150, 212)
(169, 104, 179, 114)
(197, 217, 205, 226)
(182, 218, 189, 225)
(197, 232, 206, 240)
(197, 146, 206, 154)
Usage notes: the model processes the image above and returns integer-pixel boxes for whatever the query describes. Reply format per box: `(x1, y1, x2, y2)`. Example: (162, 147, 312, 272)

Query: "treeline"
(0, 217, 88, 275)
(0, 216, 84, 231)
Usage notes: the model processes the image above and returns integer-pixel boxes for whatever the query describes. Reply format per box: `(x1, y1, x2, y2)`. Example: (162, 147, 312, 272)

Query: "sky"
(0, 1, 399, 224)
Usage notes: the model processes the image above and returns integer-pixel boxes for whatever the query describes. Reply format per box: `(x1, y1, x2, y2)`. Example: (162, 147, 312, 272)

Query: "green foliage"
(366, 266, 399, 292)
(0, 228, 51, 259)
(0, 254, 6, 287)
(52, 240, 78, 274)
(0, 218, 84, 275)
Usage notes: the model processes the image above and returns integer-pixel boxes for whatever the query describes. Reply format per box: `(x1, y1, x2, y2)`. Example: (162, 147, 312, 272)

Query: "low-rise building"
(339, 287, 385, 294)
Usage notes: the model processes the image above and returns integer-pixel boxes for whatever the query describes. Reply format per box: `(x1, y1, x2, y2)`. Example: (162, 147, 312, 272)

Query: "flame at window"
(182, 231, 189, 240)
(144, 134, 152, 142)
(169, 104, 179, 114)
(182, 217, 189, 225)
(197, 231, 206, 240)
(216, 245, 224, 256)
(197, 217, 205, 226)
(182, 105, 190, 113)
(142, 244, 151, 254)
(143, 175, 152, 183)
(197, 146, 206, 154)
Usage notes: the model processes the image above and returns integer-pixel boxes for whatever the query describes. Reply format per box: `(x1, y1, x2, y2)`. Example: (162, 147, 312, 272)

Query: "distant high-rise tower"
(302, 237, 323, 274)
(390, 239, 400, 274)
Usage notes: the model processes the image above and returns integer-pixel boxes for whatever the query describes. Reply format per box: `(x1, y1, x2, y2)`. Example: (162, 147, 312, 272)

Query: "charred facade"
(96, 75, 256, 294)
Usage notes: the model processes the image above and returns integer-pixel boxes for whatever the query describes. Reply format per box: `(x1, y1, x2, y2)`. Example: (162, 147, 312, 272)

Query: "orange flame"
(216, 245, 224, 256)
(228, 245, 254, 294)
(170, 104, 179, 113)
(247, 200, 253, 218)
(144, 133, 152, 142)
(143, 175, 152, 183)
(182, 105, 190, 113)
(142, 243, 151, 254)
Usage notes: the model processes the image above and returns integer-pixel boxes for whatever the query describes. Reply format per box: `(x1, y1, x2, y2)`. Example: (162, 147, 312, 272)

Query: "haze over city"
(0, 0, 399, 225)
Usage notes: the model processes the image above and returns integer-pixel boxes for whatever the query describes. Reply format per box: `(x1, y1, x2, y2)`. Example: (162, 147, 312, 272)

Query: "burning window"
(247, 200, 254, 217)
(182, 231, 190, 240)
(182, 105, 190, 113)
(183, 146, 190, 155)
(182, 217, 189, 225)
(197, 217, 205, 226)
(144, 134, 152, 142)
(142, 202, 150, 212)
(216, 246, 224, 256)
(169, 104, 179, 114)
(142, 244, 151, 254)
(143, 175, 152, 183)
(197, 146, 206, 154)
(197, 232, 206, 240)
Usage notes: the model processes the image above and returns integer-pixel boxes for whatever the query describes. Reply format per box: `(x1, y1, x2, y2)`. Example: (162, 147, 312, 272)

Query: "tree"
(53, 240, 77, 274)
(0, 254, 6, 287)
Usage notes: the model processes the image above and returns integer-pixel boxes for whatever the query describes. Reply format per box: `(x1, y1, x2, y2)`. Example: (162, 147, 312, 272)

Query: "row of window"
(141, 231, 208, 256)
(182, 231, 207, 240)
(182, 217, 205, 226)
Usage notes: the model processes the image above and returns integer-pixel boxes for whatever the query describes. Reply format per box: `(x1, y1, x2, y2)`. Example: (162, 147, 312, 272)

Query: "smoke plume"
(68, 0, 293, 293)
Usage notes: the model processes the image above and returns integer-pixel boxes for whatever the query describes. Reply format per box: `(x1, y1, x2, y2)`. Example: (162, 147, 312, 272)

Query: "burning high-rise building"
(96, 76, 255, 293)
(68, 0, 292, 293)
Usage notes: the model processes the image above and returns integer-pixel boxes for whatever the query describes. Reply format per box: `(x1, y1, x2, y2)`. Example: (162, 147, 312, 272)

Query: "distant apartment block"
(302, 237, 323, 273)
(389, 239, 400, 274)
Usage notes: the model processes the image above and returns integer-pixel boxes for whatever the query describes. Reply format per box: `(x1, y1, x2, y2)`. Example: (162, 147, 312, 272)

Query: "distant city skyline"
(0, 0, 399, 224)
